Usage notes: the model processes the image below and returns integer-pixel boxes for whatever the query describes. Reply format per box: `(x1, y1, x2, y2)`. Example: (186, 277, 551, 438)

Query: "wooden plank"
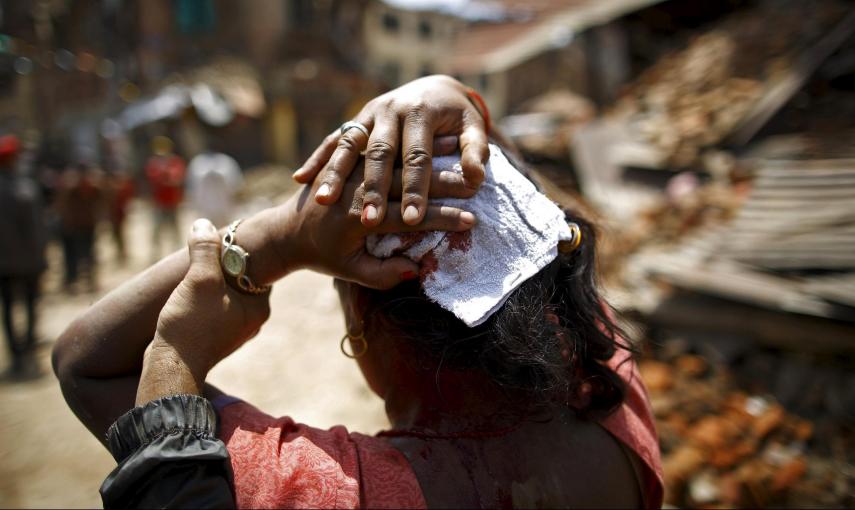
(723, 230, 855, 241)
(748, 189, 855, 200)
(739, 199, 855, 210)
(752, 176, 855, 187)
(641, 254, 834, 317)
(649, 293, 855, 354)
(727, 10, 855, 145)
(753, 159, 855, 171)
(802, 275, 855, 308)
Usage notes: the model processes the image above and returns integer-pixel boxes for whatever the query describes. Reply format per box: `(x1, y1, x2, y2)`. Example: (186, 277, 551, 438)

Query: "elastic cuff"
(106, 394, 217, 463)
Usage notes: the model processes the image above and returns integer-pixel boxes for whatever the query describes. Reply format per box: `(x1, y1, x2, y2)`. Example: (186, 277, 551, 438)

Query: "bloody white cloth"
(367, 144, 572, 326)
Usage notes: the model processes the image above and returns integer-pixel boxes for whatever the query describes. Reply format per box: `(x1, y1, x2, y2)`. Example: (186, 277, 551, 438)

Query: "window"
(381, 62, 401, 86)
(418, 19, 432, 39)
(479, 73, 489, 91)
(382, 12, 400, 32)
(290, 0, 313, 26)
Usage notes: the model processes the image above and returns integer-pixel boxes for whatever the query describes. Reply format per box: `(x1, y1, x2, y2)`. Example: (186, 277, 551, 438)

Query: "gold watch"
(221, 219, 271, 295)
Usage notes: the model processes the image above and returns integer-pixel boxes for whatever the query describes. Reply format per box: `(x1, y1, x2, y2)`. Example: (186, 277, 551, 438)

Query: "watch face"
(222, 247, 245, 277)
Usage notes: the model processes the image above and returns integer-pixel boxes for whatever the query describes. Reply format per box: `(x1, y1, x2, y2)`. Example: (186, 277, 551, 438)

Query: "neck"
(383, 361, 529, 434)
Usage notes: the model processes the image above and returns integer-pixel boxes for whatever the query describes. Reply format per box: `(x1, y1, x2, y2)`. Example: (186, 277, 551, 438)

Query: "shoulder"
(215, 398, 424, 509)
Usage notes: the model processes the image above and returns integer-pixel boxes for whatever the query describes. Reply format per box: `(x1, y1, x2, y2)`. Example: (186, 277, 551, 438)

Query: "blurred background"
(0, 0, 853, 507)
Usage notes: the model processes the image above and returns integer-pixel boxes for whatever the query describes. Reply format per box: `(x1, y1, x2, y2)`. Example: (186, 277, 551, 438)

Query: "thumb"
(349, 253, 420, 290)
(186, 218, 223, 286)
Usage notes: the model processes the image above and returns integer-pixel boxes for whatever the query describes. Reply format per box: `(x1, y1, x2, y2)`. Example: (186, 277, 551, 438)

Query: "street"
(0, 199, 388, 508)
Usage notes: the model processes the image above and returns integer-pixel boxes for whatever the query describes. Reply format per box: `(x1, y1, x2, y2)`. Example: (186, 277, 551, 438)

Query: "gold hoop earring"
(340, 330, 368, 359)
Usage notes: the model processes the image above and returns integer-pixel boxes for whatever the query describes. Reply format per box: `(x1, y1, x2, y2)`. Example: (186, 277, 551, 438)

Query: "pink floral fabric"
(216, 400, 425, 509)
(602, 346, 665, 508)
(216, 353, 663, 509)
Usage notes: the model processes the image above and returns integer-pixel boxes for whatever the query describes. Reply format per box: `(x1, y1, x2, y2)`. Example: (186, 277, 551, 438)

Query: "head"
(0, 135, 20, 171)
(336, 209, 631, 421)
(151, 135, 174, 156)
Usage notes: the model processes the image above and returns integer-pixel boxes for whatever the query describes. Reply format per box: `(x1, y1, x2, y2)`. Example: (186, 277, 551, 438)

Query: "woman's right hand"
(292, 75, 489, 228)
(275, 160, 476, 289)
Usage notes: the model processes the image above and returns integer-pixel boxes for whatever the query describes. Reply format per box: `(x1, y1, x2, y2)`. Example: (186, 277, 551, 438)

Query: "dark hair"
(362, 211, 634, 419)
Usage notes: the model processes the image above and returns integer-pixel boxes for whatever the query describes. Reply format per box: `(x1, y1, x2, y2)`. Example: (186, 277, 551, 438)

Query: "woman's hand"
(277, 161, 476, 290)
(292, 75, 489, 228)
(136, 219, 270, 405)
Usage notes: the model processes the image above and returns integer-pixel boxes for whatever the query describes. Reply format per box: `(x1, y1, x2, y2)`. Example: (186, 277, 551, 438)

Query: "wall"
(363, 2, 462, 86)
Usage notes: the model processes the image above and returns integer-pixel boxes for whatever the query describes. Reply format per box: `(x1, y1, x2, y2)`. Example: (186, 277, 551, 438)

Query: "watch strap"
(222, 219, 271, 295)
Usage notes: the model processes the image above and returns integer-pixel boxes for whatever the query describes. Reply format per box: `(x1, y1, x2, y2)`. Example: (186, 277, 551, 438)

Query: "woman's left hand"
(293, 75, 489, 228)
(136, 219, 271, 405)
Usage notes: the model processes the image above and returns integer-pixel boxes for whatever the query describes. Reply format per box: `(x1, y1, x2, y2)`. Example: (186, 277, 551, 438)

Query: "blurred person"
(145, 136, 186, 261)
(186, 149, 243, 228)
(106, 169, 135, 264)
(0, 135, 47, 374)
(54, 77, 662, 509)
(56, 164, 103, 293)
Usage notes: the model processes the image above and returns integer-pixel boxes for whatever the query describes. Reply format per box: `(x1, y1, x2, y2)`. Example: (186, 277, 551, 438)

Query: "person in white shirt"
(186, 151, 243, 227)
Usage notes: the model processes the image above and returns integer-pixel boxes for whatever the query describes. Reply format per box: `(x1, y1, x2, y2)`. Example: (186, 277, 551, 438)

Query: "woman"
(53, 76, 662, 508)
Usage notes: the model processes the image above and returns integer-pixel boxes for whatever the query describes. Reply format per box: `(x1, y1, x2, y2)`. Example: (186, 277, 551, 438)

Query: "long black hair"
(361, 206, 633, 419)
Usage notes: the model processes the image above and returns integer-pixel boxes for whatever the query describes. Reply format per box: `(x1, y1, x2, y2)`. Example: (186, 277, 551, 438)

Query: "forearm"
(53, 204, 297, 437)
(52, 249, 189, 438)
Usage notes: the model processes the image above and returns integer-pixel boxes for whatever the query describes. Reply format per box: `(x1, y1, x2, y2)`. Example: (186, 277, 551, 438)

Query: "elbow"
(51, 319, 83, 387)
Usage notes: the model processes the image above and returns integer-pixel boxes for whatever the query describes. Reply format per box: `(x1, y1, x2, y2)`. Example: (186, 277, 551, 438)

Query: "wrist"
(230, 204, 301, 285)
(136, 339, 208, 406)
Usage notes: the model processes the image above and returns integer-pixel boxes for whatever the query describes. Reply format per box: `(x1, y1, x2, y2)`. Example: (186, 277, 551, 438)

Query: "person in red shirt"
(145, 136, 186, 261)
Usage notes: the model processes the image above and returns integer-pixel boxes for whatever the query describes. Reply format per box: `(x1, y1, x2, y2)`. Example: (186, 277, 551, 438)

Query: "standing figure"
(56, 164, 103, 293)
(106, 169, 135, 264)
(187, 150, 243, 227)
(0, 135, 47, 374)
(145, 136, 185, 261)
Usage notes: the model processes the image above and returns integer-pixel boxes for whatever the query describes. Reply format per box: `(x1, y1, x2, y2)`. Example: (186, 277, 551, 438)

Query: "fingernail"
(191, 218, 216, 236)
(403, 205, 420, 223)
(460, 211, 476, 225)
(316, 183, 331, 198)
(401, 271, 418, 281)
(364, 204, 378, 222)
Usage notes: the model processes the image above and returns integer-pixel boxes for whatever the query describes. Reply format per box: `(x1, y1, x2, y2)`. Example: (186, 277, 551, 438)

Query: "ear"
(335, 279, 370, 333)
(350, 283, 373, 330)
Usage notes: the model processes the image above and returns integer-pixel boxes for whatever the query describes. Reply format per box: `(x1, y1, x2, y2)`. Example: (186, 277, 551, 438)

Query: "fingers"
(399, 109, 435, 225)
(349, 253, 420, 290)
(374, 203, 476, 234)
(360, 113, 399, 228)
(433, 135, 459, 156)
(315, 119, 371, 205)
(388, 167, 476, 199)
(459, 113, 489, 191)
(293, 130, 339, 184)
(186, 218, 224, 289)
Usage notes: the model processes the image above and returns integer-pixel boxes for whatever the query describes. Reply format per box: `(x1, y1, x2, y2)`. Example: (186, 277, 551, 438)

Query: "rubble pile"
(506, 90, 597, 160)
(613, 0, 850, 167)
(641, 349, 854, 508)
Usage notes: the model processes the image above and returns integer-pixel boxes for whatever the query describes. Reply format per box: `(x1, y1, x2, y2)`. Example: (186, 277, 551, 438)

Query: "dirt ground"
(0, 200, 388, 509)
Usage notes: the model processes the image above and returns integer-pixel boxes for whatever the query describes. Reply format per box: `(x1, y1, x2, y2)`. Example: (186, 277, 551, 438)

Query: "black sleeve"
(99, 394, 236, 509)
